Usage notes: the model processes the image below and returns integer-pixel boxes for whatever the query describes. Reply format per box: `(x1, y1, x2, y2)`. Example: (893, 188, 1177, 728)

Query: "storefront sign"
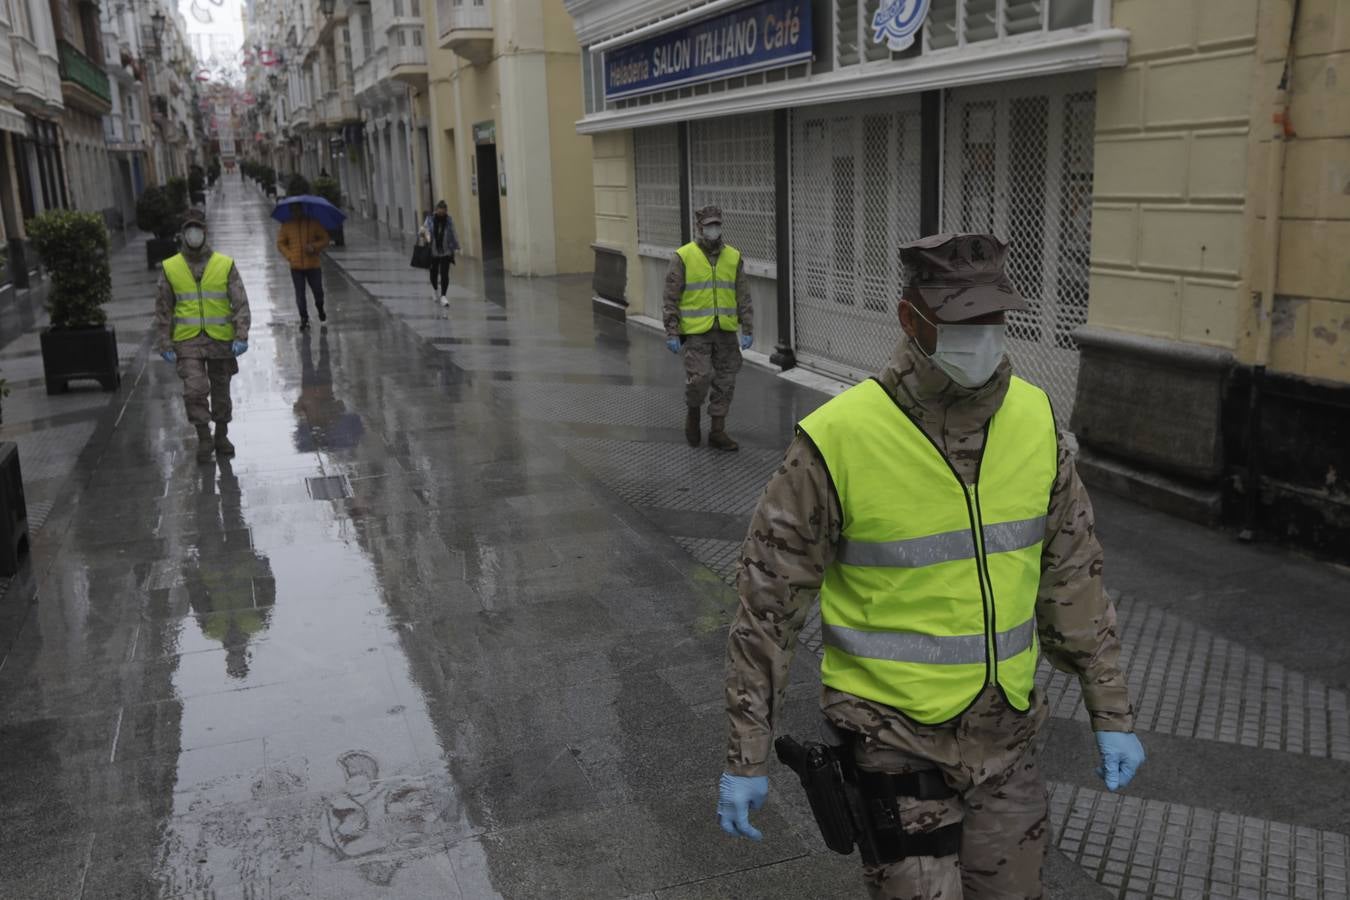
(871, 0, 931, 51)
(604, 0, 812, 101)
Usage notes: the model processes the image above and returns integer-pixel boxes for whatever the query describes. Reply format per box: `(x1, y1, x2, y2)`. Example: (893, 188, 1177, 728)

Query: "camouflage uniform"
(723, 338, 1135, 899)
(153, 243, 251, 426)
(663, 244, 753, 418)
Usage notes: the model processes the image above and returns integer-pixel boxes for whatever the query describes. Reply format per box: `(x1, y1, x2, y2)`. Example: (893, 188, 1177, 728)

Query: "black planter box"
(147, 236, 177, 269)
(330, 225, 345, 247)
(41, 325, 121, 394)
(0, 442, 28, 576)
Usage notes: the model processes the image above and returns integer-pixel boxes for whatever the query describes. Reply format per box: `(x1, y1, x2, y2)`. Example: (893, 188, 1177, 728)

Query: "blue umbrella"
(271, 194, 347, 232)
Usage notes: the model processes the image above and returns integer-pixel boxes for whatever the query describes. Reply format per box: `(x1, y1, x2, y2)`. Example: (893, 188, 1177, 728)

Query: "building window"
(633, 125, 681, 250)
(689, 113, 776, 266)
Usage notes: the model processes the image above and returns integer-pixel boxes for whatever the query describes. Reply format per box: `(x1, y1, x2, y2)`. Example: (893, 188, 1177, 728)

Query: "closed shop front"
(571, 0, 1127, 423)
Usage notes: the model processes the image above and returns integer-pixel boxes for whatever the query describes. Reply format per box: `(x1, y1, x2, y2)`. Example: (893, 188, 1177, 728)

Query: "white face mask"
(701, 225, 722, 243)
(912, 304, 1007, 389)
(183, 226, 206, 250)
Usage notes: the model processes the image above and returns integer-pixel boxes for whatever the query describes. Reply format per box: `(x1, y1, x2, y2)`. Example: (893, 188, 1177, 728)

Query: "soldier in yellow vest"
(663, 205, 753, 451)
(154, 208, 252, 463)
(716, 234, 1145, 899)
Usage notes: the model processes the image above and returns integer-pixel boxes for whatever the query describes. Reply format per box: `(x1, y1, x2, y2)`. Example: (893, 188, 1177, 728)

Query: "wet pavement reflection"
(0, 180, 843, 898)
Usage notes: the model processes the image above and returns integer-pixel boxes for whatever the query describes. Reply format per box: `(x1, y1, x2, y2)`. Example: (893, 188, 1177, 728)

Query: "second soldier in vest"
(664, 205, 753, 451)
(155, 207, 252, 463)
(716, 234, 1145, 900)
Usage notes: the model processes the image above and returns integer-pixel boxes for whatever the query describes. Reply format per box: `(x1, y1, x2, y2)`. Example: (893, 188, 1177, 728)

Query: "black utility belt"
(774, 734, 961, 866)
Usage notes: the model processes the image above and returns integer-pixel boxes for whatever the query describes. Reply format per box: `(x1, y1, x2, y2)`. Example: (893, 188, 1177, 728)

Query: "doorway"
(475, 143, 502, 260)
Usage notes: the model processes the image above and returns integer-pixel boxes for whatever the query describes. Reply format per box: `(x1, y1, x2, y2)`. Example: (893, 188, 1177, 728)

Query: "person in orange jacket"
(276, 208, 331, 329)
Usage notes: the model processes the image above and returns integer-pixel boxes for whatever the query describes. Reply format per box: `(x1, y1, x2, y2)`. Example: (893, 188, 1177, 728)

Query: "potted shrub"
(136, 185, 182, 269)
(28, 210, 120, 394)
(286, 173, 311, 197)
(313, 176, 344, 246)
(261, 167, 277, 198)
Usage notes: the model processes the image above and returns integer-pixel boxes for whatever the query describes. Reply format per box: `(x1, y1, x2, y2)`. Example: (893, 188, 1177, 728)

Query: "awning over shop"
(0, 103, 27, 136)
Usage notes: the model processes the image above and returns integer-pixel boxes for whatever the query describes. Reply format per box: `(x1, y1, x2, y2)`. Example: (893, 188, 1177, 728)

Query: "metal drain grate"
(305, 475, 352, 501)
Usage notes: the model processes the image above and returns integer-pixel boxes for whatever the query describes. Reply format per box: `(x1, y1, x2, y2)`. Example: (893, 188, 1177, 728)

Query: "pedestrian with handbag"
(419, 201, 460, 306)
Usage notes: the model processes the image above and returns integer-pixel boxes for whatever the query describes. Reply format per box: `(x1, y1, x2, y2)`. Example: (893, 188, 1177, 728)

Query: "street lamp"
(319, 0, 337, 17)
(150, 11, 165, 45)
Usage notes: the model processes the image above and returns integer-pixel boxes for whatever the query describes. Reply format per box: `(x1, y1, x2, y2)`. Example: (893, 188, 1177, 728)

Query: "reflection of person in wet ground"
(293, 328, 364, 452)
(185, 457, 275, 678)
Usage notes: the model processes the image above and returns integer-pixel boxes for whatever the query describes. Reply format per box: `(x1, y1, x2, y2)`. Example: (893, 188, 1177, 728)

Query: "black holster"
(774, 731, 962, 867)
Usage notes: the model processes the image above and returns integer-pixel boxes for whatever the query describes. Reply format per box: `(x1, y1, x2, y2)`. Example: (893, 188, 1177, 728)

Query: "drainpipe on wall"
(1242, 0, 1302, 540)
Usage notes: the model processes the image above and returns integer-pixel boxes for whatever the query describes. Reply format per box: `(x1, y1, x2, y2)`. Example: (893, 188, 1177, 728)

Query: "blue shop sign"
(604, 0, 813, 101)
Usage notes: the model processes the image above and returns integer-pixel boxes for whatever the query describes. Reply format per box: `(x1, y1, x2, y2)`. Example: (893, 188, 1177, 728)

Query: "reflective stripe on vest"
(798, 376, 1057, 725)
(676, 242, 740, 335)
(165, 252, 235, 343)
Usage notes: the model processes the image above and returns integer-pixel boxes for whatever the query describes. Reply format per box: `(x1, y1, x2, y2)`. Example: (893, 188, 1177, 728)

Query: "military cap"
(695, 205, 723, 225)
(181, 207, 208, 227)
(899, 233, 1027, 321)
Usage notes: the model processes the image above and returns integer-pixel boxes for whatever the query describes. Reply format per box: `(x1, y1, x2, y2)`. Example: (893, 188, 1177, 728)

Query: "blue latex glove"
(1095, 732, 1145, 791)
(231, 340, 248, 357)
(160, 349, 176, 363)
(740, 334, 753, 351)
(717, 773, 768, 841)
(665, 337, 680, 354)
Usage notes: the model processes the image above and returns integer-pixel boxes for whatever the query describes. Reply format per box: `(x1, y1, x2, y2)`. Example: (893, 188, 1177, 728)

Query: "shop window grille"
(943, 76, 1096, 425)
(689, 113, 776, 266)
(633, 124, 682, 251)
(791, 96, 922, 382)
(925, 0, 1099, 52)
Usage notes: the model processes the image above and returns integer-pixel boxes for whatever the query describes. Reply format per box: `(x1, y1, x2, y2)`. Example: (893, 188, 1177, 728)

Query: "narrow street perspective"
(0, 1, 1346, 899)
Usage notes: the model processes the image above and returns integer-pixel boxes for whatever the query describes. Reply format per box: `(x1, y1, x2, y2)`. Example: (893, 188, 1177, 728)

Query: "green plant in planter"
(312, 176, 341, 207)
(286, 173, 311, 196)
(28, 210, 113, 329)
(136, 185, 182, 239)
(188, 167, 205, 194)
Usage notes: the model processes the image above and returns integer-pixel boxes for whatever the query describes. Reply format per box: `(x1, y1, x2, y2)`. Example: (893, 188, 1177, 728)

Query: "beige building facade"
(426, 0, 595, 275)
(565, 0, 1349, 558)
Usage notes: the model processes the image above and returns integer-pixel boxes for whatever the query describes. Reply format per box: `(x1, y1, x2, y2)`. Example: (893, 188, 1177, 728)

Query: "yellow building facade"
(1073, 0, 1349, 556)
(424, 0, 595, 276)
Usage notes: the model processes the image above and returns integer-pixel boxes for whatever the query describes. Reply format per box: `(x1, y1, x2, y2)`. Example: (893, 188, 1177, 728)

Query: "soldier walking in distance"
(664, 205, 753, 451)
(716, 233, 1145, 899)
(155, 207, 251, 463)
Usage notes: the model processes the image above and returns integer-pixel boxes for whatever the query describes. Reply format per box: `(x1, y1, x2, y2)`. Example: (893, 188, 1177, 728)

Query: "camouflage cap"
(695, 205, 723, 225)
(899, 232, 1027, 322)
(181, 207, 208, 227)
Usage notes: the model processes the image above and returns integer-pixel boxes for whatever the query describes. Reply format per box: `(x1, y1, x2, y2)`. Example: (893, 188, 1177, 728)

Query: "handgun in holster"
(774, 729, 962, 867)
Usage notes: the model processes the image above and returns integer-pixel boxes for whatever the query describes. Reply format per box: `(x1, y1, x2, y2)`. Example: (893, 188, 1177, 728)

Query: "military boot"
(195, 424, 215, 462)
(685, 406, 702, 447)
(708, 416, 739, 452)
(214, 421, 236, 457)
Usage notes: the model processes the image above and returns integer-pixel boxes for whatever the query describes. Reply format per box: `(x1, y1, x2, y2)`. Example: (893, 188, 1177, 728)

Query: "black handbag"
(410, 242, 432, 269)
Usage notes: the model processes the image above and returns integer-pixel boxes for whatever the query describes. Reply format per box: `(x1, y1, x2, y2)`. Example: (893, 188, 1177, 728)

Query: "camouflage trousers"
(176, 357, 238, 426)
(822, 685, 1050, 900)
(682, 330, 742, 417)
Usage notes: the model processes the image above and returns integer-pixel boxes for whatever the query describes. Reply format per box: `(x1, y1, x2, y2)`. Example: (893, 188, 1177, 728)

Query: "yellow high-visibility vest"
(676, 242, 740, 335)
(798, 376, 1057, 724)
(164, 252, 235, 343)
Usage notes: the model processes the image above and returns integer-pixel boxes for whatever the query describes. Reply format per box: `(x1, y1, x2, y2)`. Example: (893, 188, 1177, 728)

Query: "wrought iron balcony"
(58, 39, 112, 110)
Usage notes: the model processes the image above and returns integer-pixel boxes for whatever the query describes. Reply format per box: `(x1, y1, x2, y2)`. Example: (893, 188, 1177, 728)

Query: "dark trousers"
(291, 267, 324, 321)
(430, 256, 452, 295)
